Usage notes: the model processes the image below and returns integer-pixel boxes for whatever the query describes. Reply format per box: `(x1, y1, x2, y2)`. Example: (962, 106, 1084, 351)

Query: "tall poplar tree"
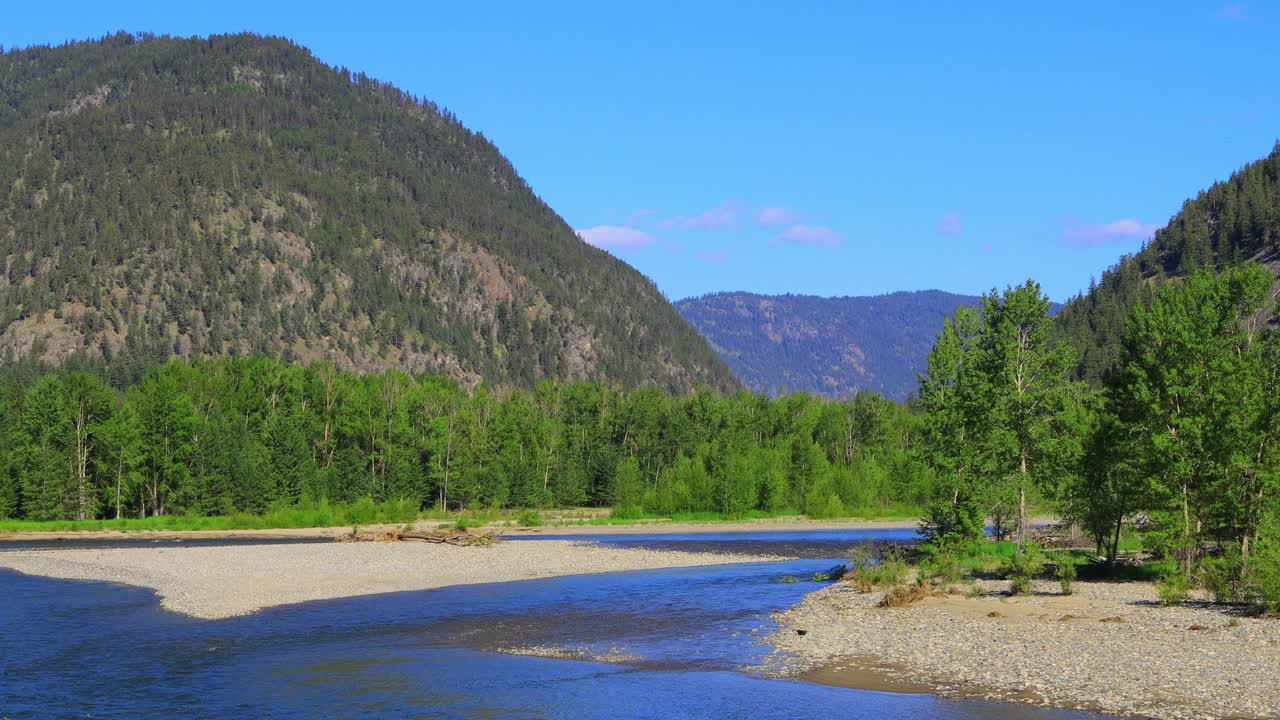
(976, 281, 1072, 548)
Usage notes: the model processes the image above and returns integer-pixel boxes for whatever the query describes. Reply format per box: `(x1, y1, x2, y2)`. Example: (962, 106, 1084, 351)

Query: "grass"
(878, 582, 945, 607)
(914, 539, 1167, 583)
(541, 506, 920, 528)
(0, 498, 428, 533)
(1, 503, 924, 535)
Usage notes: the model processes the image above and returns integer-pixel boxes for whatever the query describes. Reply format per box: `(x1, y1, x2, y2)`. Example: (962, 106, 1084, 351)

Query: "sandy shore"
(0, 517, 921, 543)
(764, 578, 1280, 719)
(0, 540, 782, 620)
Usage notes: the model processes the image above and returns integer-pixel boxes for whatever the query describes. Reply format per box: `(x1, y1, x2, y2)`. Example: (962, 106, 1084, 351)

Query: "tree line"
(920, 263, 1280, 606)
(0, 357, 927, 522)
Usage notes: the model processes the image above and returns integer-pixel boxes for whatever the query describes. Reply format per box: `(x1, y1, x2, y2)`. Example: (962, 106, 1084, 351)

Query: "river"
(0, 529, 1109, 719)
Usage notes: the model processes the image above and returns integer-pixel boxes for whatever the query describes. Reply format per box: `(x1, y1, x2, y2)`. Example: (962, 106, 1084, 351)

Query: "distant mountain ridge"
(0, 33, 736, 392)
(675, 290, 983, 401)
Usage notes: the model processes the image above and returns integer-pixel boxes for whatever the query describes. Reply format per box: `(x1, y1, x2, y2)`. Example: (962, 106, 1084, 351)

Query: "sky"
(4, 2, 1278, 302)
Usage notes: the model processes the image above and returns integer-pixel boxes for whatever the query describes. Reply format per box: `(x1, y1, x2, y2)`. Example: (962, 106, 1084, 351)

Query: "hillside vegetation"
(0, 33, 736, 393)
(1056, 144, 1280, 383)
(675, 290, 980, 401)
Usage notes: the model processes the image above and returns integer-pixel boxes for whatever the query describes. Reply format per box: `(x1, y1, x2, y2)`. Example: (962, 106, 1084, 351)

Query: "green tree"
(1112, 263, 1277, 574)
(977, 281, 1072, 547)
(612, 456, 644, 515)
(917, 306, 988, 543)
(133, 366, 197, 516)
(97, 401, 145, 519)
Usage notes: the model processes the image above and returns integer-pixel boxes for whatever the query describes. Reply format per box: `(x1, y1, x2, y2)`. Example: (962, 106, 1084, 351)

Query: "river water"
(0, 529, 1108, 719)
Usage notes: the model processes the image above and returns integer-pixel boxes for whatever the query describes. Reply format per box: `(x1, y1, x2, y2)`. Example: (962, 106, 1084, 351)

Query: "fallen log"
(338, 526, 500, 546)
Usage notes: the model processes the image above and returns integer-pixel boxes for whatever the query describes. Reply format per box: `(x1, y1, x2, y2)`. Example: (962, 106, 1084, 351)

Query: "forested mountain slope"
(0, 33, 736, 393)
(1056, 144, 1280, 383)
(675, 290, 982, 401)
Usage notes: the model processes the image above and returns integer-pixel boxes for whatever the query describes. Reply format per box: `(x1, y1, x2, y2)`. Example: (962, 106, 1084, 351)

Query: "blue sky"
(5, 2, 1277, 302)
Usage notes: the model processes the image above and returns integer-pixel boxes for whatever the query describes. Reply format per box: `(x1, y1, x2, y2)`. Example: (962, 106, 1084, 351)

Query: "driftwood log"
(339, 526, 499, 546)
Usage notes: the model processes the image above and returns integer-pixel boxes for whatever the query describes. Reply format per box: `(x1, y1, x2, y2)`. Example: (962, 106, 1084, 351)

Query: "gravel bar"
(763, 578, 1280, 719)
(0, 540, 781, 619)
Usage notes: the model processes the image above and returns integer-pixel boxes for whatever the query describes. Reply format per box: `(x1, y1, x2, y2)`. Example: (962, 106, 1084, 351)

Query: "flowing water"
(0, 529, 1108, 719)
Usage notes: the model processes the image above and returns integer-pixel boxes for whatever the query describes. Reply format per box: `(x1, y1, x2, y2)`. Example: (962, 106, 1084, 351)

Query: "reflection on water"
(0, 530, 1108, 720)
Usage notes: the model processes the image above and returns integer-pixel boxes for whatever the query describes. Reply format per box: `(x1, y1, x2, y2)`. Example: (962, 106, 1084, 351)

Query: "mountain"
(0, 33, 737, 392)
(1056, 144, 1280, 383)
(674, 290, 982, 401)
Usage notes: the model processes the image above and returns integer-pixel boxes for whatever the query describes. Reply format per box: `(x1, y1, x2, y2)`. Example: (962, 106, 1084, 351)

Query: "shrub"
(809, 493, 845, 520)
(841, 550, 908, 592)
(347, 496, 379, 525)
(1201, 551, 1245, 603)
(878, 582, 943, 608)
(812, 564, 846, 582)
(516, 509, 544, 527)
(453, 516, 480, 531)
(920, 546, 964, 585)
(1247, 519, 1280, 614)
(1002, 542, 1044, 595)
(1156, 569, 1189, 606)
(1055, 553, 1077, 595)
(609, 505, 644, 521)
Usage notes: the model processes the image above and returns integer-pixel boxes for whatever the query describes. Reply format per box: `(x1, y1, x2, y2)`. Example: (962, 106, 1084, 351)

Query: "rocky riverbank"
(0, 540, 781, 620)
(764, 578, 1280, 719)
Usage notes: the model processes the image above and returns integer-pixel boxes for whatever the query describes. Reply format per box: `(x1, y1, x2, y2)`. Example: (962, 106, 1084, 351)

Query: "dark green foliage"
(0, 357, 933, 522)
(0, 33, 735, 394)
(675, 290, 984, 401)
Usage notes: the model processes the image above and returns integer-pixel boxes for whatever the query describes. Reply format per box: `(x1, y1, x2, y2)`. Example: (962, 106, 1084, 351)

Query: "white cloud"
(658, 201, 738, 230)
(576, 225, 656, 252)
(1060, 218, 1158, 248)
(757, 206, 799, 226)
(772, 224, 843, 248)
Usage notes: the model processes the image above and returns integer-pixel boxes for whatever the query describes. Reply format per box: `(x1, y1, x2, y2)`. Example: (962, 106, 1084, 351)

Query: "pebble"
(760, 578, 1280, 719)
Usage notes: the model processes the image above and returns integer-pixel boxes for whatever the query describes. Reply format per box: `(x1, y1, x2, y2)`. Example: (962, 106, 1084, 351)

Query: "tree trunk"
(1110, 508, 1125, 566)
(441, 413, 453, 513)
(75, 401, 90, 521)
(1018, 451, 1029, 550)
(115, 458, 123, 520)
(1182, 482, 1192, 576)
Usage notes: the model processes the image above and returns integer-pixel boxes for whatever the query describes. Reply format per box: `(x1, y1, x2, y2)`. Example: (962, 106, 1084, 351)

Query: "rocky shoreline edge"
(760, 578, 1280, 719)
